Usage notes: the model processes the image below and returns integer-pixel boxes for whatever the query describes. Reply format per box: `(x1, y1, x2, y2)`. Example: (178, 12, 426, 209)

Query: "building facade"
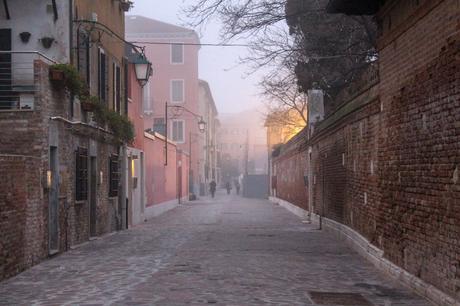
(125, 16, 202, 197)
(198, 80, 220, 195)
(0, 0, 132, 280)
(218, 110, 268, 184)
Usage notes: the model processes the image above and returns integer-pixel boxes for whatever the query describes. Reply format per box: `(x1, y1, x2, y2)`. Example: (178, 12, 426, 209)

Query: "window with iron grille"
(75, 147, 88, 201)
(109, 155, 119, 197)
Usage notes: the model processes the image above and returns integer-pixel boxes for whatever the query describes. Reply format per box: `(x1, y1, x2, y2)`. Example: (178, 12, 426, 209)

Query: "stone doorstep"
(269, 196, 460, 306)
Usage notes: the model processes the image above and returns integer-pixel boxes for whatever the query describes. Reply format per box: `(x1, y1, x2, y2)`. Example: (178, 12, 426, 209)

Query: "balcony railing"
(0, 51, 56, 111)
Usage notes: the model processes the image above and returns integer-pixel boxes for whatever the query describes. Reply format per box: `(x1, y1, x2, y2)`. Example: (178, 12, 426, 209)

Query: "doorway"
(89, 157, 97, 237)
(49, 146, 59, 254)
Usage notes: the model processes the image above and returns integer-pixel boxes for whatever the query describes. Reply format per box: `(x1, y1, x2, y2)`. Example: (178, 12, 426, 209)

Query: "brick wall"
(274, 150, 308, 210)
(0, 60, 122, 280)
(376, 0, 460, 296)
(273, 0, 460, 300)
(0, 156, 45, 281)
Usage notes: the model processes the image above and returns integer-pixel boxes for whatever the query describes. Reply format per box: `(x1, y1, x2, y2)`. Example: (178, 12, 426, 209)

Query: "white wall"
(127, 147, 145, 226)
(0, 0, 71, 63)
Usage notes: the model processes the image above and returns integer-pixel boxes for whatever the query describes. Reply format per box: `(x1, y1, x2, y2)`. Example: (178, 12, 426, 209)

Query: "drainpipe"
(120, 145, 128, 230)
(69, 0, 74, 118)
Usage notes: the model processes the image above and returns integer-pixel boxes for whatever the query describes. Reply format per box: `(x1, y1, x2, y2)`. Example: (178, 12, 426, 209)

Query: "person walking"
(209, 180, 217, 198)
(225, 182, 232, 195)
(235, 181, 241, 195)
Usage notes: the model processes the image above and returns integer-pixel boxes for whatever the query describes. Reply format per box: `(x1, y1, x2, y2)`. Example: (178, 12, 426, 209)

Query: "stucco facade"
(126, 16, 201, 196)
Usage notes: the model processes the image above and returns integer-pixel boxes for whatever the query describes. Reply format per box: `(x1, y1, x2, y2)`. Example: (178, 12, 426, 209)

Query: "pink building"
(126, 16, 201, 196)
(126, 47, 189, 223)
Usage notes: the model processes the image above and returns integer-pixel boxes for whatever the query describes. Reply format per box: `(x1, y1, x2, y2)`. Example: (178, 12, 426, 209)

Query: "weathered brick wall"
(376, 0, 460, 296)
(0, 156, 45, 281)
(0, 60, 121, 280)
(274, 150, 309, 210)
(273, 0, 460, 300)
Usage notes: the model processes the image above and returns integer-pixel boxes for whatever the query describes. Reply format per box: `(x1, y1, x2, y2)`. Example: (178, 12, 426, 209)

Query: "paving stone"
(0, 192, 432, 305)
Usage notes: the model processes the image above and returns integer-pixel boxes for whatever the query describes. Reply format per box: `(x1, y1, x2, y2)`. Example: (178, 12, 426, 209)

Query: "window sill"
(75, 200, 87, 205)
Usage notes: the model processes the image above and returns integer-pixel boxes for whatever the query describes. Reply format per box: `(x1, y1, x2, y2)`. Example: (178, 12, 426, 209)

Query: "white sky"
(130, 0, 266, 114)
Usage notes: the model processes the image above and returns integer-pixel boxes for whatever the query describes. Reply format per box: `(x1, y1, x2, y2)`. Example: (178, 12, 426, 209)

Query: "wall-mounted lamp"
(198, 118, 206, 133)
(46, 170, 52, 189)
(133, 53, 152, 87)
(99, 171, 103, 185)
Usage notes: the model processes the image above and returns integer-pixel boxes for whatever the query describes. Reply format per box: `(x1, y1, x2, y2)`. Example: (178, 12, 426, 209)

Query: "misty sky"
(130, 0, 267, 114)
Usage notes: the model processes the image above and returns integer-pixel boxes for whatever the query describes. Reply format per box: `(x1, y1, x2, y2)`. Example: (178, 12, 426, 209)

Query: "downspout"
(3, 0, 10, 20)
(52, 0, 58, 22)
(69, 0, 74, 118)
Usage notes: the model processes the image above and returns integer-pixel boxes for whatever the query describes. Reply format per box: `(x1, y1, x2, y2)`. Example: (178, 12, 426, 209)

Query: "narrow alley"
(0, 193, 431, 306)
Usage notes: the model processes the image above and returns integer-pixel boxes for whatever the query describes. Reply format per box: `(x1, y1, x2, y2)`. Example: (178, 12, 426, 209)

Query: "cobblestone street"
(0, 193, 431, 306)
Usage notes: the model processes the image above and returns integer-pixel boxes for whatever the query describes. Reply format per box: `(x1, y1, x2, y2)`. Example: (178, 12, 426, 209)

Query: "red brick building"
(272, 0, 460, 304)
(0, 0, 131, 280)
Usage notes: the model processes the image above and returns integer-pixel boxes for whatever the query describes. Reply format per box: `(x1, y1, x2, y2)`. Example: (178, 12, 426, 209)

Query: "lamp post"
(164, 102, 206, 166)
(164, 102, 206, 199)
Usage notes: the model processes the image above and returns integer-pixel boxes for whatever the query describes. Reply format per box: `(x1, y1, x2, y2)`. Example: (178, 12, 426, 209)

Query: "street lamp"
(164, 102, 207, 166)
(198, 118, 206, 133)
(163, 102, 207, 202)
(132, 53, 152, 87)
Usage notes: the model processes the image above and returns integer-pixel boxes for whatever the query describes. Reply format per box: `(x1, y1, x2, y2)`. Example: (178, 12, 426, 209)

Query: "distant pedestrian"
(235, 181, 240, 195)
(225, 182, 232, 195)
(209, 180, 217, 198)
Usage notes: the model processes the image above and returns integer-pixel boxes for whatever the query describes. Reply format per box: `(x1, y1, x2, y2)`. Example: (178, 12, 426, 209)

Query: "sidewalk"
(0, 193, 432, 305)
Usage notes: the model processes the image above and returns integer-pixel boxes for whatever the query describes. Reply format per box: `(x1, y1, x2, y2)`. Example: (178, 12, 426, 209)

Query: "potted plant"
(80, 95, 99, 112)
(48, 64, 83, 95)
(41, 37, 55, 49)
(19, 32, 31, 43)
(49, 67, 65, 82)
(120, 0, 133, 12)
(105, 110, 135, 143)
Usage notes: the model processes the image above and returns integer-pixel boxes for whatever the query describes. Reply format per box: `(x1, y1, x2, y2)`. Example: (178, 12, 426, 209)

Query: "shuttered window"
(171, 44, 184, 64)
(98, 48, 107, 103)
(77, 29, 90, 87)
(113, 62, 121, 113)
(172, 120, 184, 143)
(171, 80, 184, 103)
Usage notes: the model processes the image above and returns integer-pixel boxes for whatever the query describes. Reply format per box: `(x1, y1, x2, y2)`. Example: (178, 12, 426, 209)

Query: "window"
(113, 62, 121, 113)
(75, 147, 88, 201)
(171, 80, 184, 103)
(109, 155, 119, 197)
(153, 118, 165, 136)
(98, 48, 107, 103)
(77, 29, 90, 87)
(171, 44, 184, 64)
(171, 120, 185, 143)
